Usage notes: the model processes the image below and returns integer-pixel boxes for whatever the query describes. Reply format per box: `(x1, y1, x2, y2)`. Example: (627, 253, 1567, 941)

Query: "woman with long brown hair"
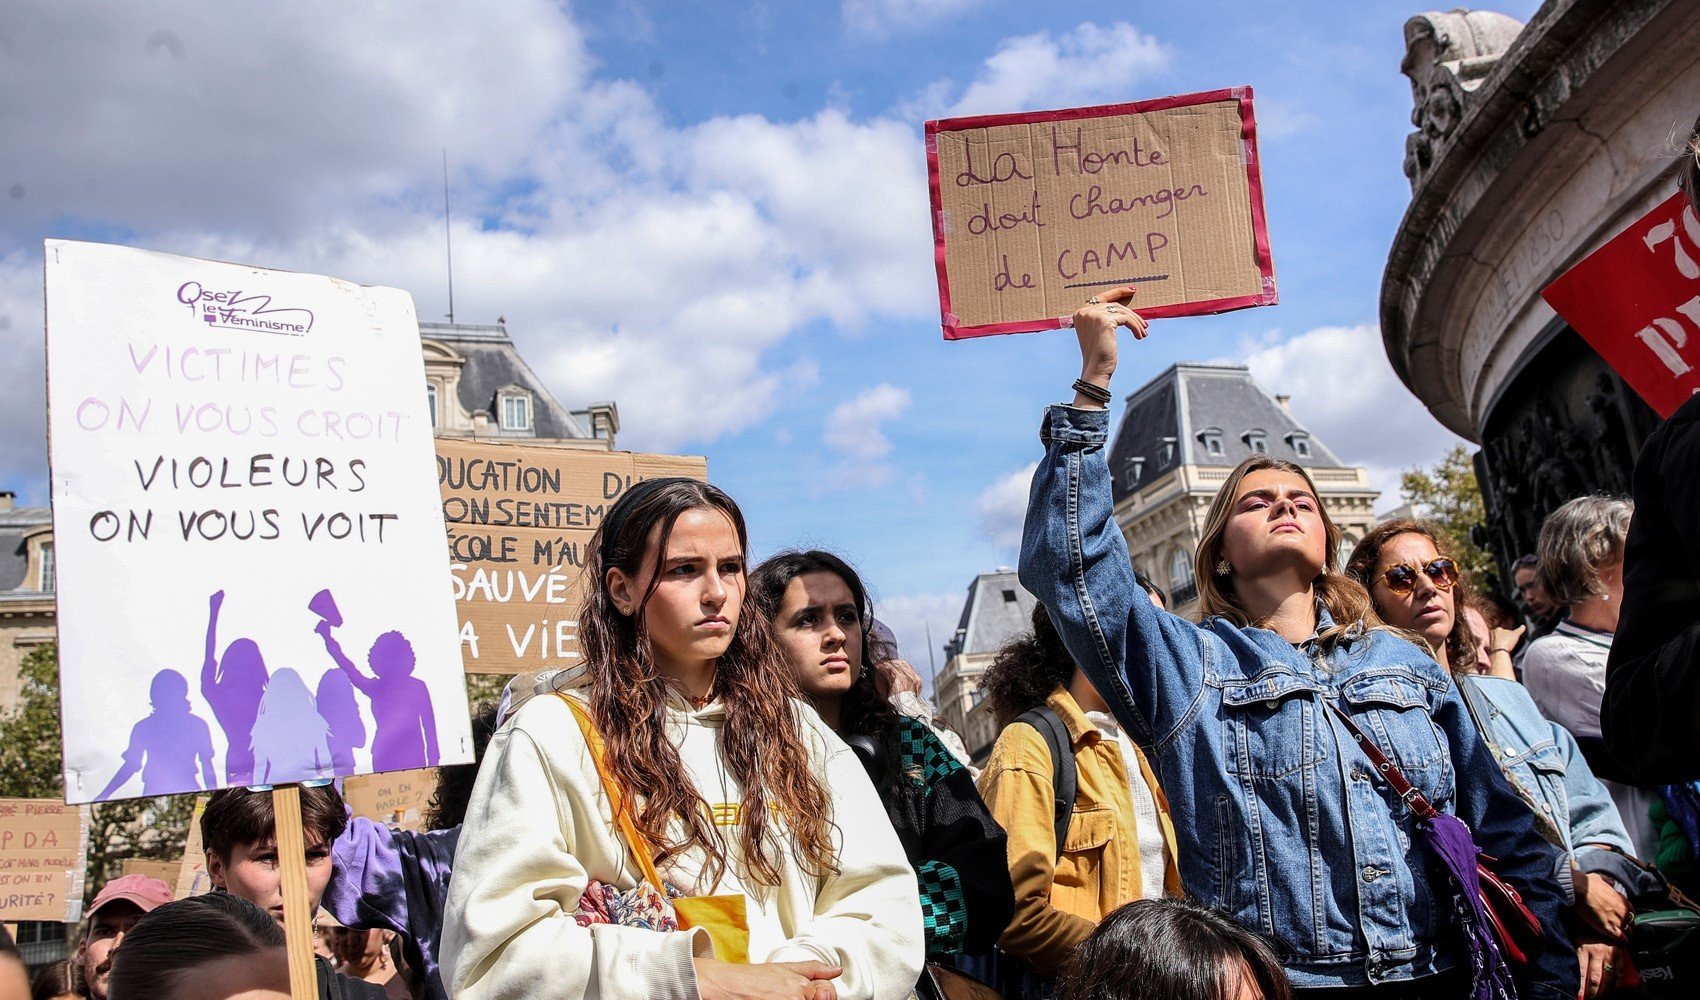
(441, 478, 923, 1000)
(1016, 288, 1578, 998)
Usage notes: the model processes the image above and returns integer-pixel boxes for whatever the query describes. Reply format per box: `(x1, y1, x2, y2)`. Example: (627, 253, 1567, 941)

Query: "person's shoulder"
(983, 718, 1052, 774)
(890, 715, 965, 786)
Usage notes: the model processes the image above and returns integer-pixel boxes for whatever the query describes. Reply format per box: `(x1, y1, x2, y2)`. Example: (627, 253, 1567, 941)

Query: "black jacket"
(1604, 391, 1700, 783)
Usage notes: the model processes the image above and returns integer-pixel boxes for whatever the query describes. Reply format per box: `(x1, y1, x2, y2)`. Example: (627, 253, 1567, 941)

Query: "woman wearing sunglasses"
(1348, 522, 1651, 1000)
(1018, 288, 1578, 999)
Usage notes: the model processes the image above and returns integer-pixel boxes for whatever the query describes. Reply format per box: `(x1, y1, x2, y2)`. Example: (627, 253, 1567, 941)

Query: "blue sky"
(0, 0, 1546, 672)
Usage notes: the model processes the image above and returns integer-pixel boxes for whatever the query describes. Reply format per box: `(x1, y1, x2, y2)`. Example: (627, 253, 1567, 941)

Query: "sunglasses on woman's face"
(1380, 558, 1459, 595)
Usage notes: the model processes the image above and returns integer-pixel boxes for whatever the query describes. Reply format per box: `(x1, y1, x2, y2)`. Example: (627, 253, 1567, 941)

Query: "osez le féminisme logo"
(176, 280, 316, 337)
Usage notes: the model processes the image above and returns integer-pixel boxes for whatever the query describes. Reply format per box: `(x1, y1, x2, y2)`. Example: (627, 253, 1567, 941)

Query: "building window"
(1157, 437, 1177, 468)
(500, 391, 532, 431)
(1168, 547, 1196, 605)
(1197, 426, 1224, 457)
(1339, 535, 1356, 567)
(426, 384, 438, 429)
(1123, 456, 1145, 489)
(39, 541, 54, 592)
(1242, 428, 1267, 454)
(1286, 431, 1312, 458)
(1001, 589, 1018, 603)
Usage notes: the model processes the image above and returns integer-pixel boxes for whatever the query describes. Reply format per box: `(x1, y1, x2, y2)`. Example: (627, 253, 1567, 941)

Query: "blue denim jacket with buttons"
(1017, 405, 1577, 996)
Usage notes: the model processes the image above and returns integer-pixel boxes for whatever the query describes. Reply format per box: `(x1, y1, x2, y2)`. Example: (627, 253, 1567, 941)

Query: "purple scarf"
(1418, 811, 1518, 1000)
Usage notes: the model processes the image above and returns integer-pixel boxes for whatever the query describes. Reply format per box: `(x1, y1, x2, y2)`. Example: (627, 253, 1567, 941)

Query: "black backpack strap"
(1015, 706, 1077, 857)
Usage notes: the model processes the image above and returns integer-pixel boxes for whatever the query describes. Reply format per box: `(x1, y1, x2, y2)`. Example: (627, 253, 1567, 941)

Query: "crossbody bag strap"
(1324, 700, 1439, 821)
(558, 692, 669, 890)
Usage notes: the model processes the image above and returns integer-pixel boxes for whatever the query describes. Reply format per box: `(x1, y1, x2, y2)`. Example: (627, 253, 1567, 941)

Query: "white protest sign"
(45, 240, 473, 804)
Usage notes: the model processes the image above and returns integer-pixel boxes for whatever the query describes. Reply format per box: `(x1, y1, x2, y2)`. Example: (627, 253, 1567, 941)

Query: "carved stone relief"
(1401, 9, 1527, 186)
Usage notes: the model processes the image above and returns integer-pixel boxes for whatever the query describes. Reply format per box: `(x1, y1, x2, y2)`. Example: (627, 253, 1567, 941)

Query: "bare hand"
(1576, 934, 1628, 999)
(693, 957, 841, 1000)
(1574, 869, 1631, 940)
(874, 659, 924, 698)
(1072, 286, 1147, 390)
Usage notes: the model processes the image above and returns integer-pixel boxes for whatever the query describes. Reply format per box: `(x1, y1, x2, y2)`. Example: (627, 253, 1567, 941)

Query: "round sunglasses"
(1380, 557, 1459, 595)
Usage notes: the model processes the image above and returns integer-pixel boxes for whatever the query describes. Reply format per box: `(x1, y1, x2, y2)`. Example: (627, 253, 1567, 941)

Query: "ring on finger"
(1086, 295, 1102, 305)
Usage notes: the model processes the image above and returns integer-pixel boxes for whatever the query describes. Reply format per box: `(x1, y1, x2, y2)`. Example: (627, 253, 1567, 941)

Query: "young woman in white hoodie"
(441, 478, 924, 1000)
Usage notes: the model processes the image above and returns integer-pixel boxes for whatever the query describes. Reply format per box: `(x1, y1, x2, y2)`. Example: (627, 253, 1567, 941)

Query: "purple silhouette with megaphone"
(311, 589, 438, 771)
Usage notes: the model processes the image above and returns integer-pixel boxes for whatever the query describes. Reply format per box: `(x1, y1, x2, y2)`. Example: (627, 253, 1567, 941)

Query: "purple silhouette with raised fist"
(98, 669, 218, 799)
(250, 667, 337, 785)
(315, 667, 367, 773)
(201, 590, 269, 785)
(312, 589, 438, 771)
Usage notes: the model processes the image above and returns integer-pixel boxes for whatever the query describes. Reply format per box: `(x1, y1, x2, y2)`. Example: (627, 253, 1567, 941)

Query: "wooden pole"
(271, 785, 318, 999)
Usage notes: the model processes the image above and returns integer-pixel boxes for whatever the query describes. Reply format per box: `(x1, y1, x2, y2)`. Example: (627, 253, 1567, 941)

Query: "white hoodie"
(441, 688, 925, 1000)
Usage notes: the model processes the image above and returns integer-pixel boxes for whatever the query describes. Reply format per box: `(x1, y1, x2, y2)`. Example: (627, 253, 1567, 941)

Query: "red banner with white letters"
(1542, 190, 1700, 418)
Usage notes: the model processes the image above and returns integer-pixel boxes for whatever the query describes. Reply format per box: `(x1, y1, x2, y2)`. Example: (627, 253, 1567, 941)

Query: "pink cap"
(87, 874, 173, 918)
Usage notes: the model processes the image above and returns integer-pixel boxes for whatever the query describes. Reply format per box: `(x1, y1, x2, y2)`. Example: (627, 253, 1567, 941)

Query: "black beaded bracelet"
(1071, 378, 1112, 405)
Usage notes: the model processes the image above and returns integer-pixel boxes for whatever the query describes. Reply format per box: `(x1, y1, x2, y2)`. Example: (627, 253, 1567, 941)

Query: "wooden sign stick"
(272, 784, 318, 999)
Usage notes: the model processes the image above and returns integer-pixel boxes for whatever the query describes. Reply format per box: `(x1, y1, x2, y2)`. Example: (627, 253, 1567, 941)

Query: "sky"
(0, 0, 1549, 679)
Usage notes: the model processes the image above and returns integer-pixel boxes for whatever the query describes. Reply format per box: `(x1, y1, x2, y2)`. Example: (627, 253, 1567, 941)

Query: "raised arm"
(201, 590, 225, 697)
(1016, 288, 1209, 750)
(316, 621, 376, 694)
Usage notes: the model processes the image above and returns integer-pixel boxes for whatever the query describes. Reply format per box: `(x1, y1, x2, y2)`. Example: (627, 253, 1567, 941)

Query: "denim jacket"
(1017, 405, 1577, 996)
(1458, 676, 1660, 901)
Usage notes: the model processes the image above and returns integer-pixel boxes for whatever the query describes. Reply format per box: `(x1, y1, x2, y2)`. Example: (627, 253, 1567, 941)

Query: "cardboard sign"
(45, 240, 473, 804)
(0, 798, 90, 922)
(1542, 190, 1700, 417)
(925, 87, 1276, 339)
(174, 795, 211, 900)
(438, 438, 708, 675)
(120, 858, 181, 885)
(343, 767, 438, 832)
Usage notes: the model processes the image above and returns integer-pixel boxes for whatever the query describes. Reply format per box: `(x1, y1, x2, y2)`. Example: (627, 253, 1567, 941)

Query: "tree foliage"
(1400, 445, 1496, 583)
(0, 644, 195, 901)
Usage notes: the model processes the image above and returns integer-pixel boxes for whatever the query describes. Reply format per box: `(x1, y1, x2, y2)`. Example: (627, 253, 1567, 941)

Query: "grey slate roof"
(418, 322, 594, 439)
(942, 570, 1037, 660)
(1108, 362, 1346, 502)
(0, 505, 51, 592)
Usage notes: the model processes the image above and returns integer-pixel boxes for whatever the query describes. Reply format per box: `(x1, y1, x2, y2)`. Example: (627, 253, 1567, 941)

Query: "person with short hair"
(28, 958, 80, 1000)
(73, 874, 171, 1000)
(1052, 898, 1292, 1000)
(106, 892, 290, 1000)
(200, 786, 386, 999)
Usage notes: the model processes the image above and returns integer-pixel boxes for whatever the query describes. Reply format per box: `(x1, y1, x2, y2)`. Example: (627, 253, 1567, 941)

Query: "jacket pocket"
(1340, 671, 1446, 778)
(1220, 671, 1325, 779)
(1052, 807, 1115, 917)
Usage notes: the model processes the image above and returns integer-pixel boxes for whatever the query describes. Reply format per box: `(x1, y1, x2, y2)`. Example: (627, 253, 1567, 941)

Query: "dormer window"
(1242, 428, 1267, 454)
(1123, 456, 1145, 489)
(499, 389, 533, 432)
(1286, 431, 1312, 458)
(1156, 437, 1177, 468)
(38, 541, 54, 592)
(1196, 426, 1224, 457)
(426, 384, 439, 429)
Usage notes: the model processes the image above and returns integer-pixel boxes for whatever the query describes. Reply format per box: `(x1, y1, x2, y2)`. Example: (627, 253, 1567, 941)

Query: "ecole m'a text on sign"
(45, 240, 473, 805)
(1542, 190, 1700, 417)
(926, 87, 1277, 340)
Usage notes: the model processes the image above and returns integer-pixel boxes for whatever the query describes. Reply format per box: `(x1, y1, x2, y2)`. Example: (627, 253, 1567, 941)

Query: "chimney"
(0, 491, 14, 511)
(1275, 394, 1291, 409)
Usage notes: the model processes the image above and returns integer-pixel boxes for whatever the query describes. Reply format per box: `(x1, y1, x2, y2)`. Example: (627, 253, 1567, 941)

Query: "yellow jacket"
(976, 687, 1181, 974)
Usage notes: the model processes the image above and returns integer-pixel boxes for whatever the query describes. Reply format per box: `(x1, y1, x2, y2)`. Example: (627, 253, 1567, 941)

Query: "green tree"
(0, 644, 195, 900)
(1400, 445, 1496, 583)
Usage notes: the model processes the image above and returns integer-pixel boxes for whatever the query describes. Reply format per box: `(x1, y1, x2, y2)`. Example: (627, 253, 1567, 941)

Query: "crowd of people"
(13, 120, 1700, 1000)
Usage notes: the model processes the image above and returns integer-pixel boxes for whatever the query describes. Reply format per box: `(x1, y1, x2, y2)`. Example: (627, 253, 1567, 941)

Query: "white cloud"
(907, 22, 1172, 120)
(1234, 324, 1467, 511)
(975, 462, 1037, 553)
(843, 0, 978, 39)
(871, 589, 966, 694)
(821, 384, 912, 489)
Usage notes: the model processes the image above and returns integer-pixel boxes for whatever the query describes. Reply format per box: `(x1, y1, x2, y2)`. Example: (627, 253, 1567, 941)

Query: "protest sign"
(174, 796, 211, 900)
(0, 798, 89, 922)
(120, 858, 180, 885)
(343, 767, 437, 832)
(45, 240, 473, 805)
(925, 87, 1277, 340)
(438, 438, 708, 675)
(1542, 190, 1700, 417)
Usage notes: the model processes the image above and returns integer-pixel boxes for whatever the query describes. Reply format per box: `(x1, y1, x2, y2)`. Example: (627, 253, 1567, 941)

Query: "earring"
(1215, 559, 1231, 576)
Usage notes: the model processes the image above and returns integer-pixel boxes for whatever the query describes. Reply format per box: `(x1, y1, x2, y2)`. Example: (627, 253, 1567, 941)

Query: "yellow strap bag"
(562, 693, 751, 963)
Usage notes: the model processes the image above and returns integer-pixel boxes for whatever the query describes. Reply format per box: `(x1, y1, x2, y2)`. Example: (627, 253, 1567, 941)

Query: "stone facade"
(1108, 363, 1380, 616)
(934, 569, 1037, 765)
(1382, 0, 1697, 576)
(0, 497, 56, 710)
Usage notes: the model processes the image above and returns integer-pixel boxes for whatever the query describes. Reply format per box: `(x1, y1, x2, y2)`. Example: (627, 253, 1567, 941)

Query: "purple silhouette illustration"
(97, 669, 217, 799)
(315, 668, 367, 773)
(312, 589, 439, 771)
(250, 667, 336, 785)
(201, 590, 269, 785)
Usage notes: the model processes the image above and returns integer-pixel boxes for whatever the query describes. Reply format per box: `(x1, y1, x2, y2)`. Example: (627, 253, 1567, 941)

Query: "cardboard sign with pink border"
(925, 87, 1277, 339)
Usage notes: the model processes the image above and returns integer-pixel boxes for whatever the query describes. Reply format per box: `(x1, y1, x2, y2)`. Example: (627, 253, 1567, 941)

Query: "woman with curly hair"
(751, 550, 1013, 978)
(974, 602, 1180, 995)
(441, 479, 923, 1000)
